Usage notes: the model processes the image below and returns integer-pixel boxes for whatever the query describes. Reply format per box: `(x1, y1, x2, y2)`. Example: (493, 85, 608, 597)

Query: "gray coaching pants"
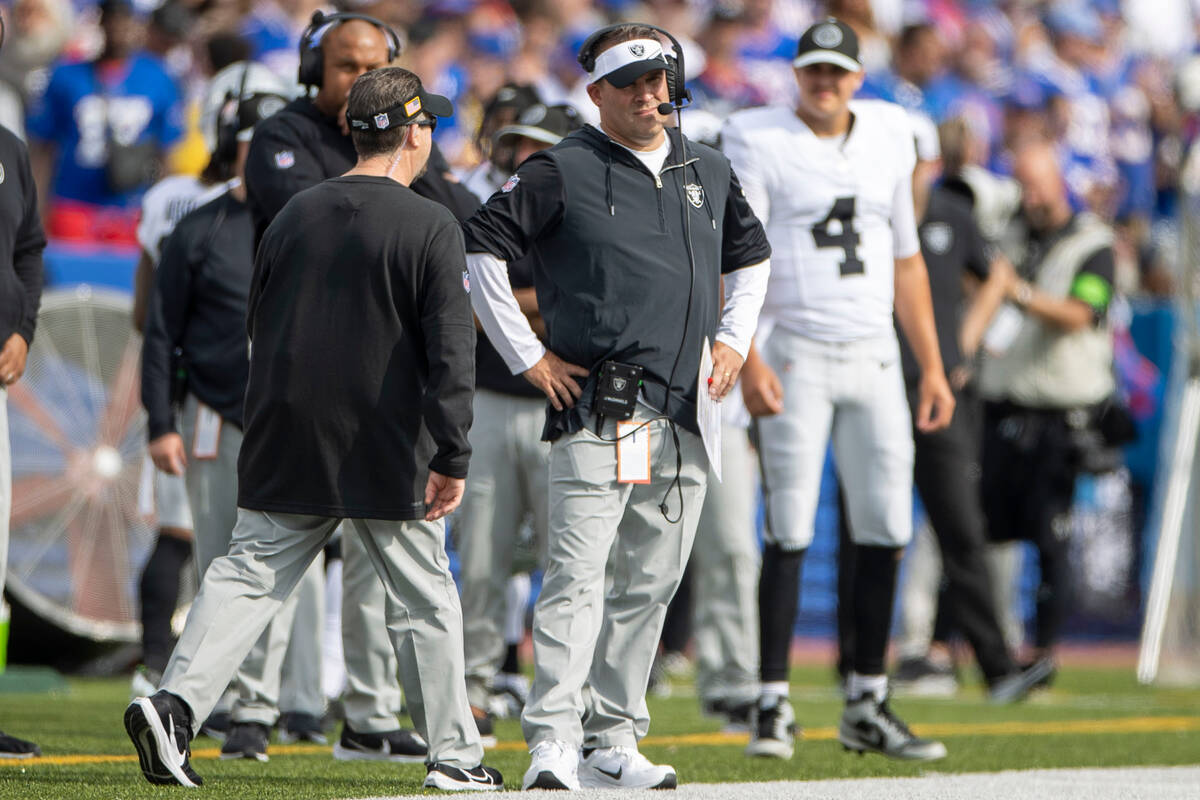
(521, 406, 708, 749)
(691, 424, 760, 708)
(160, 508, 483, 767)
(340, 527, 405, 733)
(455, 389, 549, 708)
(179, 394, 324, 724)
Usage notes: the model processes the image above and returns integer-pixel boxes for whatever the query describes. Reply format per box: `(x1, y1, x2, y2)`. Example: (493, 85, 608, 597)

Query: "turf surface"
(0, 664, 1197, 799)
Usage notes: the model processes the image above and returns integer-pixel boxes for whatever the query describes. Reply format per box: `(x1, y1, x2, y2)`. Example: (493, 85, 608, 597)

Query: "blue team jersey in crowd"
(27, 53, 183, 208)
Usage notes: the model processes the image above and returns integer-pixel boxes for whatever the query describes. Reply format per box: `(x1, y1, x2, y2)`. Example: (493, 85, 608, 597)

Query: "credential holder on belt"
(593, 360, 643, 434)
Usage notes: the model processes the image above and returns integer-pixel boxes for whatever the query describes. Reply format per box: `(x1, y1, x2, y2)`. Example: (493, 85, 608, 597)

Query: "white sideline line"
(355, 766, 1200, 800)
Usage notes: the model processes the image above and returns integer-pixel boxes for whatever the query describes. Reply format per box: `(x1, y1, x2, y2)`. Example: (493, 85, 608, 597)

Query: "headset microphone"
(657, 102, 674, 116)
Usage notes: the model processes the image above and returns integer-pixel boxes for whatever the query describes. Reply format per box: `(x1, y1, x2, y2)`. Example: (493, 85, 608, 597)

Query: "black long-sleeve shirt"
(141, 190, 254, 439)
(0, 126, 45, 346)
(237, 177, 476, 520)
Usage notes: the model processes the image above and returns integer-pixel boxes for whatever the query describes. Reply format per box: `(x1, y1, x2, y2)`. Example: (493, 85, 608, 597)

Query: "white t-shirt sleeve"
(891, 173, 920, 260)
(466, 251, 546, 375)
(889, 107, 920, 259)
(720, 117, 770, 225)
(715, 259, 770, 358)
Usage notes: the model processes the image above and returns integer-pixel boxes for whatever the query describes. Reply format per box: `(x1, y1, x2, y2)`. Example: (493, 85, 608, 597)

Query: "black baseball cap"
(347, 86, 453, 133)
(793, 18, 862, 73)
(495, 104, 583, 147)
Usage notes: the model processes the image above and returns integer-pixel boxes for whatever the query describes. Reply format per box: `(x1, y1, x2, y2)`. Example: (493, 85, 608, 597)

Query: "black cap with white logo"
(346, 87, 453, 133)
(495, 104, 583, 147)
(793, 18, 862, 73)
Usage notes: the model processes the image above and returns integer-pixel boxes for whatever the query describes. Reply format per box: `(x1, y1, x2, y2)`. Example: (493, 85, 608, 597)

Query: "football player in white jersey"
(723, 18, 953, 762)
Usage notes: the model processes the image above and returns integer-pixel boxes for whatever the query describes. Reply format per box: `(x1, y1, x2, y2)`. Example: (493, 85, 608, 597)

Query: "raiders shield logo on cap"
(629, 43, 645, 57)
(685, 183, 705, 209)
(814, 23, 843, 48)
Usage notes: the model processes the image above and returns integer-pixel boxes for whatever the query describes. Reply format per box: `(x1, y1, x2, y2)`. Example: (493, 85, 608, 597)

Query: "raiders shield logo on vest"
(685, 183, 705, 209)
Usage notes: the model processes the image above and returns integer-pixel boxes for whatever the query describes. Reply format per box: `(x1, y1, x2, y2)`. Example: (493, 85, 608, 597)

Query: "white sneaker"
(578, 745, 677, 790)
(521, 739, 580, 790)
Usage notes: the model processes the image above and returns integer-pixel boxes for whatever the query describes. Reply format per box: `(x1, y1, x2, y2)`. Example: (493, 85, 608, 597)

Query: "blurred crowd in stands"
(1, 0, 1197, 295)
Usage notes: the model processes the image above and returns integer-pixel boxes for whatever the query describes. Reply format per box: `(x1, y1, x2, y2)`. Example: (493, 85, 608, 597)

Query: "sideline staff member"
(125, 67, 503, 792)
(978, 140, 1118, 674)
(0, 87, 45, 762)
(464, 23, 771, 791)
(140, 62, 323, 763)
(243, 10, 471, 759)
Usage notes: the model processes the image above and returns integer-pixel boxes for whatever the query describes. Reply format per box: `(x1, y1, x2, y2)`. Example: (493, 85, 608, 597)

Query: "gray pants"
(455, 390, 549, 708)
(179, 395, 323, 725)
(521, 407, 708, 749)
(341, 527, 404, 732)
(692, 424, 760, 708)
(161, 509, 483, 767)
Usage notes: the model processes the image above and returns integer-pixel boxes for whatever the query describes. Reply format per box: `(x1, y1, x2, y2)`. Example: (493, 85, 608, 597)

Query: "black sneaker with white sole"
(124, 691, 203, 787)
(277, 711, 329, 744)
(423, 762, 504, 791)
(0, 731, 40, 759)
(744, 696, 797, 759)
(838, 695, 947, 761)
(332, 725, 427, 762)
(220, 721, 270, 761)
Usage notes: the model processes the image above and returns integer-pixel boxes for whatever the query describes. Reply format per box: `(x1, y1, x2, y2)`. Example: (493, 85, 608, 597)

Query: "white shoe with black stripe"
(124, 691, 203, 787)
(578, 745, 677, 790)
(423, 762, 504, 791)
(521, 739, 581, 790)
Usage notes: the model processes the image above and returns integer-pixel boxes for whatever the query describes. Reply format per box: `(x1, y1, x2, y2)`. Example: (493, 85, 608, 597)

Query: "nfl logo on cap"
(374, 112, 390, 130)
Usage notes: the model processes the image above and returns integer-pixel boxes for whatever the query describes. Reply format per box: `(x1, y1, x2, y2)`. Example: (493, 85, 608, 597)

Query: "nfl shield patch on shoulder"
(501, 175, 520, 193)
(274, 150, 295, 169)
(462, 270, 470, 293)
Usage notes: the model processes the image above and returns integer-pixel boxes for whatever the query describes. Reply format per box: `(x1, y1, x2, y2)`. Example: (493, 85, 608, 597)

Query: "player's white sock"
(846, 672, 888, 702)
(761, 681, 790, 702)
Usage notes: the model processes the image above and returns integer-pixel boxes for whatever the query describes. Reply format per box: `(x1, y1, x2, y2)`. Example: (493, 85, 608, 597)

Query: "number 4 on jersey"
(811, 196, 864, 276)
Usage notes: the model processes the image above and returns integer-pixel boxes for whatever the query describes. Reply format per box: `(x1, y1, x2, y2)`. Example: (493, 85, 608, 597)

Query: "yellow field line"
(4, 716, 1199, 767)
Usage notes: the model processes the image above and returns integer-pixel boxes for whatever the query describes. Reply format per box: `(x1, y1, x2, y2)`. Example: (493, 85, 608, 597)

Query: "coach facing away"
(124, 67, 504, 791)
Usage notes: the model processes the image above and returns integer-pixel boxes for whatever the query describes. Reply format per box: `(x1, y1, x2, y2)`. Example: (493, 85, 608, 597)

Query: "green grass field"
(1, 662, 1198, 800)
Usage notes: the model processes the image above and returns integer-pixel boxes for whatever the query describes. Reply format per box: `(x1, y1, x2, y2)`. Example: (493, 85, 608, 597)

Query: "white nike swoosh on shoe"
(138, 699, 197, 788)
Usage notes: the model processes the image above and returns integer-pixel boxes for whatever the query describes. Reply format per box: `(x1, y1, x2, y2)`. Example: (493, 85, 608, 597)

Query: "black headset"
(213, 64, 252, 169)
(297, 10, 403, 89)
(576, 22, 691, 116)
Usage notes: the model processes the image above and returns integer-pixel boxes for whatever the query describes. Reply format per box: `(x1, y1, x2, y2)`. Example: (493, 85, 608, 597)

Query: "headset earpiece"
(298, 10, 403, 89)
